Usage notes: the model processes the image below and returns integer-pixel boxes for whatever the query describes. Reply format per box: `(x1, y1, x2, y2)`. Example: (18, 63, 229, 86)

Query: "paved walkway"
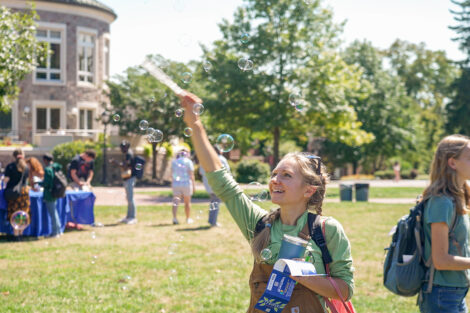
(93, 179, 428, 206)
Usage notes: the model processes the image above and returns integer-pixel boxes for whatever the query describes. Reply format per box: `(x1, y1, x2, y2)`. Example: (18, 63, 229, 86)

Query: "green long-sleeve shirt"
(206, 168, 355, 300)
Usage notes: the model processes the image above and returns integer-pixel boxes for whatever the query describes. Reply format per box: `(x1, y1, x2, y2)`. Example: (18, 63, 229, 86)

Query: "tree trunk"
(152, 142, 157, 179)
(273, 126, 280, 167)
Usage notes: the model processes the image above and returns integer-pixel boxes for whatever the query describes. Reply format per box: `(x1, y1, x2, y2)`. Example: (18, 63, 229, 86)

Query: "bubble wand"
(141, 59, 187, 97)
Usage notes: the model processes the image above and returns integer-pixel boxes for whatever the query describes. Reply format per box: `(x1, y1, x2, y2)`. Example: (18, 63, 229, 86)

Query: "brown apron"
(246, 221, 326, 313)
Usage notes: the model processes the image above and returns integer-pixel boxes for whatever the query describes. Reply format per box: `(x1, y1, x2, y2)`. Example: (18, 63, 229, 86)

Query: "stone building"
(0, 0, 117, 147)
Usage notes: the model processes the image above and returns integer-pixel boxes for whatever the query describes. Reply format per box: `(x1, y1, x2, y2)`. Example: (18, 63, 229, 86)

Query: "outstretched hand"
(179, 91, 203, 126)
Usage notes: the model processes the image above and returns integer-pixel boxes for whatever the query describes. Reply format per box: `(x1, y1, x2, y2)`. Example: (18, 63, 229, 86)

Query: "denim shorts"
(420, 285, 469, 313)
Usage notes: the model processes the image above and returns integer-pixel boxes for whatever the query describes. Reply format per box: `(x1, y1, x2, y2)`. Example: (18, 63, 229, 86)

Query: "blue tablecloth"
(0, 189, 95, 237)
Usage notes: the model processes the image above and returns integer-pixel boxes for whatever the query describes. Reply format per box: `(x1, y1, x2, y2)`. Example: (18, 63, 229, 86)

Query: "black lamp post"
(100, 110, 111, 185)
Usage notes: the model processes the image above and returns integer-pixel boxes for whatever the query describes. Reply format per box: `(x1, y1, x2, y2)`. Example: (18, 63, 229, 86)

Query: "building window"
(104, 37, 110, 80)
(79, 109, 94, 130)
(35, 28, 64, 82)
(36, 107, 61, 132)
(78, 32, 96, 83)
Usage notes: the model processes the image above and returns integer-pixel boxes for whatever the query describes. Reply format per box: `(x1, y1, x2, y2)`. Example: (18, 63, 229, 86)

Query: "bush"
(52, 140, 103, 184)
(402, 169, 419, 180)
(374, 170, 395, 179)
(235, 159, 271, 184)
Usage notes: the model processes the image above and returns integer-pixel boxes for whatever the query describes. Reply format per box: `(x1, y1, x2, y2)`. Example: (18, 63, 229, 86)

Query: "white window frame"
(103, 33, 111, 81)
(76, 102, 98, 130)
(32, 100, 66, 134)
(33, 22, 66, 86)
(77, 27, 98, 87)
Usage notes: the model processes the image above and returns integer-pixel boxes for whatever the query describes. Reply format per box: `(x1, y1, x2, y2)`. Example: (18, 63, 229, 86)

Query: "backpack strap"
(423, 201, 459, 294)
(254, 214, 270, 235)
(308, 212, 333, 265)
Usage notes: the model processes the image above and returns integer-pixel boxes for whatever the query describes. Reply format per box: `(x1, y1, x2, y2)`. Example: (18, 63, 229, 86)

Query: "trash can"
(355, 183, 370, 202)
(339, 184, 353, 201)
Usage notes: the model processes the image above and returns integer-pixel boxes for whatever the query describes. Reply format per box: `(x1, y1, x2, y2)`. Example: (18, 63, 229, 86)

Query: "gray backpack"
(383, 198, 457, 297)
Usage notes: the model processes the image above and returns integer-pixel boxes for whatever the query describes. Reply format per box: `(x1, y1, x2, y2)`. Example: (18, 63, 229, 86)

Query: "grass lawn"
(0, 201, 436, 312)
(136, 186, 425, 199)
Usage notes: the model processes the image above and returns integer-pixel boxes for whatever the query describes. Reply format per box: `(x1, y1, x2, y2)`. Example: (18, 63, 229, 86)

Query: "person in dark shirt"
(69, 150, 96, 191)
(118, 140, 137, 224)
(42, 153, 63, 237)
(3, 148, 30, 236)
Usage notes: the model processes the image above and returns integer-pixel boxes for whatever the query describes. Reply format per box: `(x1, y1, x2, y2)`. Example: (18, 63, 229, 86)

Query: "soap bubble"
(238, 58, 254, 72)
(112, 114, 120, 122)
(203, 60, 212, 72)
(151, 129, 164, 142)
(215, 134, 235, 153)
(183, 127, 193, 137)
(261, 248, 272, 261)
(146, 127, 155, 136)
(181, 72, 192, 84)
(139, 120, 149, 131)
(91, 231, 96, 239)
(240, 33, 250, 44)
(295, 100, 307, 112)
(148, 97, 156, 104)
(10, 211, 30, 230)
(193, 103, 204, 115)
(120, 285, 128, 291)
(168, 243, 178, 255)
(304, 0, 314, 4)
(135, 163, 143, 171)
(175, 108, 184, 118)
(247, 182, 269, 201)
(289, 92, 302, 106)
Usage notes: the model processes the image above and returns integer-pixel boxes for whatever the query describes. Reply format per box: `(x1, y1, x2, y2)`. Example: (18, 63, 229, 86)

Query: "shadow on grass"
(148, 223, 174, 228)
(176, 225, 212, 232)
(0, 234, 41, 243)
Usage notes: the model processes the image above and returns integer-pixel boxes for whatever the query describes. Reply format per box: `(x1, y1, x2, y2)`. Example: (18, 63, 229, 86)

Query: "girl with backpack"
(420, 134, 470, 313)
(178, 91, 354, 312)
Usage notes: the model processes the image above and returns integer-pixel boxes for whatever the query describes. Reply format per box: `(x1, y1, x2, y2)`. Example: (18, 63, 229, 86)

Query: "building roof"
(38, 0, 117, 19)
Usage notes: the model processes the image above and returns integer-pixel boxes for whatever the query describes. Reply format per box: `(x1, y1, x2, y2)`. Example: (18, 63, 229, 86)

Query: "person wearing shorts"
(171, 148, 195, 224)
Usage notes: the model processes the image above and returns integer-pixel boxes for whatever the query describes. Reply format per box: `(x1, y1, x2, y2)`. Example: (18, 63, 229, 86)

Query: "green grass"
(0, 201, 436, 312)
(137, 186, 425, 199)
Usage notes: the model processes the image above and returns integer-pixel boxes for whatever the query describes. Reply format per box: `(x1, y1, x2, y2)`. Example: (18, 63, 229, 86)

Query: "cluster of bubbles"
(10, 211, 30, 230)
(247, 182, 269, 201)
(139, 120, 164, 143)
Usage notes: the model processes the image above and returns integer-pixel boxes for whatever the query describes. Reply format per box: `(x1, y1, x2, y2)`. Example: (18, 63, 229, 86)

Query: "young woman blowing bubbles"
(420, 134, 470, 313)
(179, 91, 354, 312)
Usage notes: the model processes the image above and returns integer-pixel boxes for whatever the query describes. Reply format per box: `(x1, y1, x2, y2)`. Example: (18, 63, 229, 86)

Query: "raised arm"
(179, 92, 222, 173)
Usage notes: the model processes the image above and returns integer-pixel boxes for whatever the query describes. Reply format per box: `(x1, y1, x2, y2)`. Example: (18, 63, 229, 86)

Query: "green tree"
(386, 40, 460, 170)
(447, 0, 470, 135)
(336, 40, 417, 172)
(198, 0, 372, 165)
(0, 5, 47, 109)
(107, 55, 188, 181)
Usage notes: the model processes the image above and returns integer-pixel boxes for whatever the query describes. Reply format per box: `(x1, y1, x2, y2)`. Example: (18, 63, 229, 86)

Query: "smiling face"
(269, 158, 315, 209)
(452, 143, 470, 185)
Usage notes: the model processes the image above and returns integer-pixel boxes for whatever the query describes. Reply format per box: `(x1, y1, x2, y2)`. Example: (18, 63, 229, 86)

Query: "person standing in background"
(42, 153, 63, 238)
(393, 161, 401, 182)
(118, 140, 138, 224)
(26, 157, 44, 191)
(199, 146, 231, 227)
(69, 150, 96, 191)
(171, 147, 195, 224)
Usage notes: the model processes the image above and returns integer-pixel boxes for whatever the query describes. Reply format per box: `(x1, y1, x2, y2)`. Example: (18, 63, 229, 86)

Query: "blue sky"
(107, 0, 466, 77)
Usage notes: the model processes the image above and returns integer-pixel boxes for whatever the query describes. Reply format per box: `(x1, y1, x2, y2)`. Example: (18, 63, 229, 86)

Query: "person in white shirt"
(171, 147, 196, 224)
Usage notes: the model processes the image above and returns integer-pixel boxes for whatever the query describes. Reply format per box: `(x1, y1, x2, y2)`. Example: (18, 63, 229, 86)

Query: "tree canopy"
(0, 5, 47, 109)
